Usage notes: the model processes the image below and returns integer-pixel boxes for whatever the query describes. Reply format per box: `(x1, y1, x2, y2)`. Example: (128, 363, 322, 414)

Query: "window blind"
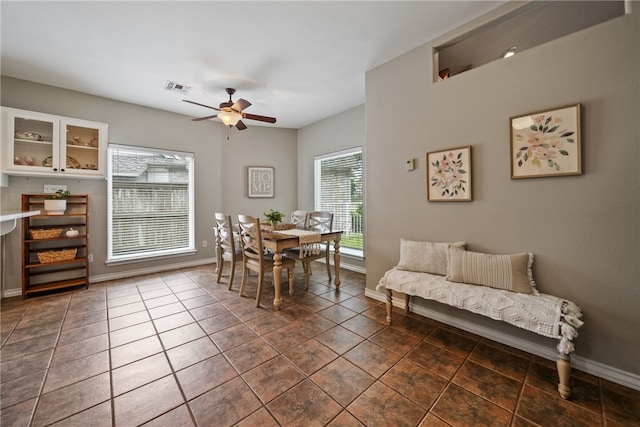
(108, 144, 195, 262)
(314, 147, 363, 257)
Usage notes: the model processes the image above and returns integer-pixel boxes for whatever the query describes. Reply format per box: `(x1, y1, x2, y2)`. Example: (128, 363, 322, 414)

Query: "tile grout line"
(174, 276, 226, 426)
(598, 377, 606, 425)
(414, 324, 468, 425)
(511, 353, 535, 426)
(136, 276, 200, 426)
(106, 285, 117, 427)
(27, 295, 73, 427)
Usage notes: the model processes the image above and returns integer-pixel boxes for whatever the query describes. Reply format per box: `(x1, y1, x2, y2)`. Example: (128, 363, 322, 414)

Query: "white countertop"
(1, 210, 41, 236)
(0, 210, 41, 221)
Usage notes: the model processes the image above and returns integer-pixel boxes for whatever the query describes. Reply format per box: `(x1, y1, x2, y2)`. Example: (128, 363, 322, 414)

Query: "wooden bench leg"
(557, 354, 572, 399)
(385, 289, 393, 324)
(384, 290, 412, 325)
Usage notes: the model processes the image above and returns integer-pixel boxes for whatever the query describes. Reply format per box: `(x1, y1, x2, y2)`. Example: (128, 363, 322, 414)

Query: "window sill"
(106, 248, 197, 266)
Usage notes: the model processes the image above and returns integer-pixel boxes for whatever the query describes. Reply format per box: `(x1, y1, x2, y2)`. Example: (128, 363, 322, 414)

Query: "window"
(314, 147, 363, 258)
(107, 144, 195, 263)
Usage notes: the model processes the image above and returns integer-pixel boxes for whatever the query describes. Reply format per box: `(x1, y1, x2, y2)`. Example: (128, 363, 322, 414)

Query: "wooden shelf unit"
(21, 194, 89, 299)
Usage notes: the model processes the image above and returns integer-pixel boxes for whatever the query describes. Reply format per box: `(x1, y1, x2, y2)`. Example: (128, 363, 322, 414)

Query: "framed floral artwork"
(510, 103, 581, 179)
(248, 166, 274, 198)
(427, 146, 472, 202)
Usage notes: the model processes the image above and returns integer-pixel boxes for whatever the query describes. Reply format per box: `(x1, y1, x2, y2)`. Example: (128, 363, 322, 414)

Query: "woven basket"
(30, 228, 62, 240)
(261, 223, 296, 232)
(37, 248, 77, 263)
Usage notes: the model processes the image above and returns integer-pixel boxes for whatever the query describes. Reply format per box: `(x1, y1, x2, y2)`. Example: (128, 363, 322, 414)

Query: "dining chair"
(214, 213, 243, 290)
(237, 214, 296, 307)
(285, 211, 333, 288)
(290, 210, 308, 228)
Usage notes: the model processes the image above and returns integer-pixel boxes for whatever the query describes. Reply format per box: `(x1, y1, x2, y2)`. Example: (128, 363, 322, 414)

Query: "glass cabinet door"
(7, 110, 60, 173)
(62, 119, 107, 176)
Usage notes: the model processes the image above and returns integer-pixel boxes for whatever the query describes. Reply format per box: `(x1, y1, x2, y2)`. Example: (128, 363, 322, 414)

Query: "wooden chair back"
(237, 214, 265, 266)
(214, 213, 236, 260)
(236, 214, 295, 307)
(214, 212, 242, 289)
(290, 210, 308, 228)
(284, 211, 334, 287)
(307, 211, 333, 233)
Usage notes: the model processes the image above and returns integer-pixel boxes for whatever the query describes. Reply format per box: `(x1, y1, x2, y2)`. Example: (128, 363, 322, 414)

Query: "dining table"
(260, 228, 343, 310)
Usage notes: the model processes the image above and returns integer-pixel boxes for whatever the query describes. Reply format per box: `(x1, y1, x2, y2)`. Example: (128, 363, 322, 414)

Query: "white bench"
(376, 240, 583, 399)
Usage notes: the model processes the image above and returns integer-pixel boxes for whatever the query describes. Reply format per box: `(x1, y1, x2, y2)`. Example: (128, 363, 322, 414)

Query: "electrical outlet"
(44, 184, 67, 193)
(202, 240, 208, 248)
(88, 254, 94, 262)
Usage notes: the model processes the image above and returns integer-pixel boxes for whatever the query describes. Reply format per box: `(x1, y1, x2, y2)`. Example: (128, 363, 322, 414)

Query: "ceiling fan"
(183, 88, 276, 130)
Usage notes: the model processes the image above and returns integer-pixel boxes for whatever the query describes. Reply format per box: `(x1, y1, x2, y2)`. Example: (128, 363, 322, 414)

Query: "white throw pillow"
(397, 239, 465, 276)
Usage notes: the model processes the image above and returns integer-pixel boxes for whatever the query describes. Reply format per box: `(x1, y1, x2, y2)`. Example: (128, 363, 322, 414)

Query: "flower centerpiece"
(44, 190, 70, 215)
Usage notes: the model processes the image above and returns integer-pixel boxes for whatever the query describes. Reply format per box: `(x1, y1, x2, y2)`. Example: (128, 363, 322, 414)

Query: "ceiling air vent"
(164, 80, 191, 95)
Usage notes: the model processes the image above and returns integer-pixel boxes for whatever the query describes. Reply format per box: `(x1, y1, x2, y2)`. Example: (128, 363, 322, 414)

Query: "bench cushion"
(447, 247, 536, 294)
(397, 239, 465, 276)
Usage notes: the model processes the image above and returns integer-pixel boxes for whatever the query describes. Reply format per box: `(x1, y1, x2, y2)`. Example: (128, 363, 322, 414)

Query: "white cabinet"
(1, 107, 108, 179)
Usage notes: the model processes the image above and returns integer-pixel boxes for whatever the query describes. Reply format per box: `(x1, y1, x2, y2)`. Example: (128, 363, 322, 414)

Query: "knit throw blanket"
(276, 229, 322, 257)
(377, 267, 583, 355)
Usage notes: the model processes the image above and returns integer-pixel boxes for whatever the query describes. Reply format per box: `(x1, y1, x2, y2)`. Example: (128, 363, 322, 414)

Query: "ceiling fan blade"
(232, 98, 251, 112)
(242, 113, 277, 124)
(192, 114, 218, 122)
(183, 100, 220, 111)
(235, 120, 248, 130)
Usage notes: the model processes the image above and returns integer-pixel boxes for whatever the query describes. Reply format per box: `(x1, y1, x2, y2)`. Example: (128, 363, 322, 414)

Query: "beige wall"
(1, 77, 298, 291)
(297, 105, 366, 271)
(365, 6, 639, 375)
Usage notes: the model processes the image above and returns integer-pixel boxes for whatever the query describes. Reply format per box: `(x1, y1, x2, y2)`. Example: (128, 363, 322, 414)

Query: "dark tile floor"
(1, 264, 639, 426)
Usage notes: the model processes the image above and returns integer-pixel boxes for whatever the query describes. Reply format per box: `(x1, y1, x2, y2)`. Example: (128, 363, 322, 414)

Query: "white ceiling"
(1, 1, 504, 130)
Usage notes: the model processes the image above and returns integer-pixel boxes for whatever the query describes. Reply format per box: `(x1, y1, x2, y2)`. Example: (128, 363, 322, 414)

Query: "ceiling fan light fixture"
(218, 110, 242, 126)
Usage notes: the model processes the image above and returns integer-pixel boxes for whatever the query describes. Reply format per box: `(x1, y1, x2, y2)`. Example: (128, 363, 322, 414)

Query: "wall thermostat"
(406, 158, 415, 171)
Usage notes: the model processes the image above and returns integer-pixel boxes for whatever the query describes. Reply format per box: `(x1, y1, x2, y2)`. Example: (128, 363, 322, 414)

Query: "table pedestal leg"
(333, 239, 341, 290)
(273, 252, 283, 310)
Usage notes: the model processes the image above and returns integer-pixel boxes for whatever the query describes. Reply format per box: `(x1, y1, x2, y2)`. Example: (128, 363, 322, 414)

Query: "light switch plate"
(44, 184, 67, 193)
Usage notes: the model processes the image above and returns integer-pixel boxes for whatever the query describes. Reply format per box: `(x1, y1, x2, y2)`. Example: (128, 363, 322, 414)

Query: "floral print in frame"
(427, 146, 472, 202)
(510, 103, 581, 178)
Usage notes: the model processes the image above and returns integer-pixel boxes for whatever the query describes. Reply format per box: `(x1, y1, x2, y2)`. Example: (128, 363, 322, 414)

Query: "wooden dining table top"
(260, 228, 342, 246)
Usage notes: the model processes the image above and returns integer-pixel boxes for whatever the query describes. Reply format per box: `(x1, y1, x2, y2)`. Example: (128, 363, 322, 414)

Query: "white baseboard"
(364, 288, 640, 392)
(318, 258, 367, 275)
(3, 288, 21, 298)
(335, 262, 366, 275)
